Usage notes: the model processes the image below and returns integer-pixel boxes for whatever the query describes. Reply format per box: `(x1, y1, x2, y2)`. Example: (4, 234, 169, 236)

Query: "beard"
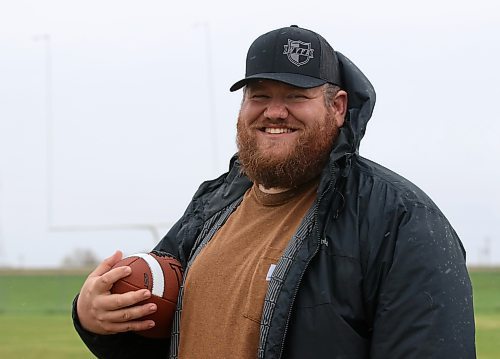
(236, 113, 340, 189)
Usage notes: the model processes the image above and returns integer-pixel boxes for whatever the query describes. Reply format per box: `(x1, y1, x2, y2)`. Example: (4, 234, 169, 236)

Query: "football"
(110, 250, 183, 338)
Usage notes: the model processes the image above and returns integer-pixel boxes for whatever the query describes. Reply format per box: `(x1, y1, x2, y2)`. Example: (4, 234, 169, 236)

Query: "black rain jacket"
(73, 52, 476, 358)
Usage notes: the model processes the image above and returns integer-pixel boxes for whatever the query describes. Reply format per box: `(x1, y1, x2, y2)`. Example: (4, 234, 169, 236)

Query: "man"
(73, 25, 476, 358)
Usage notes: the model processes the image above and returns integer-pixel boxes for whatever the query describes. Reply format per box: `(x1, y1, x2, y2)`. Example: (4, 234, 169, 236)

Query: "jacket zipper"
(277, 229, 321, 359)
(276, 173, 336, 359)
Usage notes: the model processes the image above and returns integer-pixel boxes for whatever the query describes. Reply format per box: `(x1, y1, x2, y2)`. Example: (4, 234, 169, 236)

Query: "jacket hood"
(330, 52, 376, 161)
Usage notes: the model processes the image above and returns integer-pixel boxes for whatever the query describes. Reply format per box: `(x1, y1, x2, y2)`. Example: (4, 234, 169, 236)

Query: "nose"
(264, 100, 288, 120)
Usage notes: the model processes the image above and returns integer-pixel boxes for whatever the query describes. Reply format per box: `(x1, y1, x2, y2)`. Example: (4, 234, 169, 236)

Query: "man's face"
(236, 79, 346, 189)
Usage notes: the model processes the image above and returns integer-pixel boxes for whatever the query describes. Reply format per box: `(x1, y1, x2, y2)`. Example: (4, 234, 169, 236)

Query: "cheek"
(240, 102, 264, 122)
(237, 113, 251, 135)
(301, 114, 329, 133)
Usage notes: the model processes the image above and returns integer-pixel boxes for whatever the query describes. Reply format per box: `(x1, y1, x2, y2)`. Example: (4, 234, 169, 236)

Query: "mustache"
(248, 119, 303, 130)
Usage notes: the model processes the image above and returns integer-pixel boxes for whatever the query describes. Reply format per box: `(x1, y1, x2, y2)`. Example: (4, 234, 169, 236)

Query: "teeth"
(265, 128, 293, 134)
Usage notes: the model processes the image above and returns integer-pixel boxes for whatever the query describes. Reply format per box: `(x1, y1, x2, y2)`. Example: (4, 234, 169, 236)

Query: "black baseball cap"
(230, 25, 342, 92)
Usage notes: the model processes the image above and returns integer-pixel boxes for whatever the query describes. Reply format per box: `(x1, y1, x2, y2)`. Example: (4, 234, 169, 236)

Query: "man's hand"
(76, 250, 158, 335)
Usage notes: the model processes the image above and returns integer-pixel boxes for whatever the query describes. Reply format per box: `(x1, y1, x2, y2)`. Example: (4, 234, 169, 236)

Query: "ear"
(331, 90, 348, 127)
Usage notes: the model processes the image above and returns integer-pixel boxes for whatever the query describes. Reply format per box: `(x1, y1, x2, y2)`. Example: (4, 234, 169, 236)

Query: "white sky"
(0, 0, 499, 267)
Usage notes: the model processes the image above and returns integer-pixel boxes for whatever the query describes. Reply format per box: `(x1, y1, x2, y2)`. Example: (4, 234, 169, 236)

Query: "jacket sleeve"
(72, 295, 170, 359)
(368, 204, 476, 358)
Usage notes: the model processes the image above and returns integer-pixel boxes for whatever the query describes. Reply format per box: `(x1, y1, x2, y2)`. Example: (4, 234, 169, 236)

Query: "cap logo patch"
(283, 39, 314, 67)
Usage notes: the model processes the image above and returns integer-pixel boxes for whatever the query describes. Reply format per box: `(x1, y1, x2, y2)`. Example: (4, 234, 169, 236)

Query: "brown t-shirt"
(178, 180, 318, 359)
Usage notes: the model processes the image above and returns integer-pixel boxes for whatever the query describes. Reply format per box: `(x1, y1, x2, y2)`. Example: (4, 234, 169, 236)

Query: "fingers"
(98, 300, 157, 323)
(100, 318, 156, 335)
(77, 287, 157, 334)
(93, 265, 132, 292)
(90, 296, 158, 335)
(98, 289, 152, 311)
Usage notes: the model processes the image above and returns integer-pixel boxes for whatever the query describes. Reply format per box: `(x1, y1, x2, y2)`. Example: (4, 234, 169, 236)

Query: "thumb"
(89, 250, 123, 277)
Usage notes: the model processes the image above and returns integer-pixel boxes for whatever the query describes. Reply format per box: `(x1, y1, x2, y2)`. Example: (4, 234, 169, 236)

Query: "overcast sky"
(0, 0, 499, 267)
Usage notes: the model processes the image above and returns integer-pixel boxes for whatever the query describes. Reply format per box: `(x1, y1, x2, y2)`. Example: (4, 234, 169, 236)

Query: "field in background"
(0, 270, 91, 359)
(0, 268, 499, 358)
(470, 269, 500, 357)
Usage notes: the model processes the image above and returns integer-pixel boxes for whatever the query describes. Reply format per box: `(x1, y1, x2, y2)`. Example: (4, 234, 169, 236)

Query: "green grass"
(0, 315, 91, 359)
(0, 270, 93, 358)
(0, 268, 498, 358)
(470, 269, 500, 358)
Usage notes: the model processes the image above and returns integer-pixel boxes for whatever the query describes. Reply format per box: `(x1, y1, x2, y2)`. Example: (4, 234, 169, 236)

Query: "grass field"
(0, 268, 498, 358)
(470, 269, 500, 357)
(0, 270, 92, 358)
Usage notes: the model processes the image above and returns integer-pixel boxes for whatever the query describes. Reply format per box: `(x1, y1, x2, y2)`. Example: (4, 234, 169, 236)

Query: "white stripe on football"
(125, 253, 165, 297)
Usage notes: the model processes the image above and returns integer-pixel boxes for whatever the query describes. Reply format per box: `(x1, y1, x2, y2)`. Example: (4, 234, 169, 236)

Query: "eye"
(288, 93, 309, 100)
(251, 94, 270, 100)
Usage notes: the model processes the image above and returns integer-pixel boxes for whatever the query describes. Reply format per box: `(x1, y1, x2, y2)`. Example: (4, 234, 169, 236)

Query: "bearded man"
(73, 25, 476, 359)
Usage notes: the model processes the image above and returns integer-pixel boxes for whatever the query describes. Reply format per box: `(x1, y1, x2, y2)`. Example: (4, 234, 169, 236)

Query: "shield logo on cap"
(283, 39, 314, 67)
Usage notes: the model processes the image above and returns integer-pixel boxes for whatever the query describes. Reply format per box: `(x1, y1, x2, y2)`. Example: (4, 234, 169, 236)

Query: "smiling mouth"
(261, 127, 296, 134)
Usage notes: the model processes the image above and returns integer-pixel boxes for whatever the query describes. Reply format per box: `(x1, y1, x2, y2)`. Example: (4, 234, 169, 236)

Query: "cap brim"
(229, 73, 327, 92)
